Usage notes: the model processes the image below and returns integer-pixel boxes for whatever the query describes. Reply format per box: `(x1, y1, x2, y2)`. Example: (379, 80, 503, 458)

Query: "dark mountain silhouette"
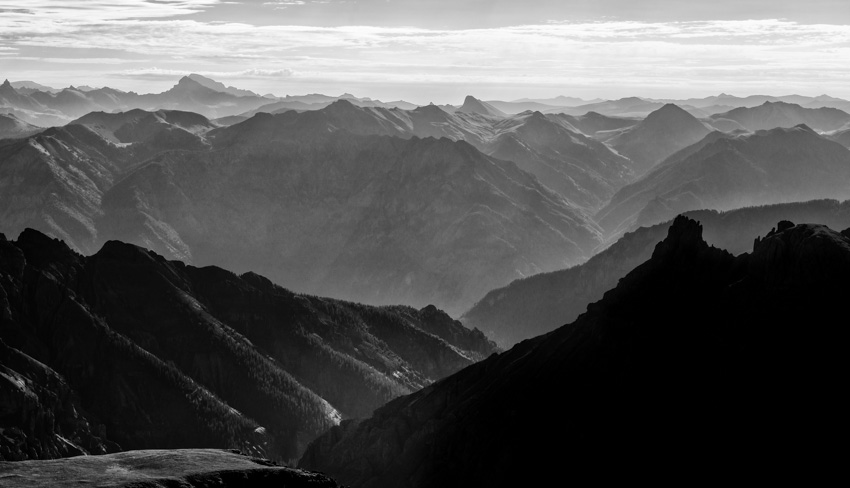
(2, 449, 341, 487)
(0, 113, 42, 139)
(604, 103, 712, 175)
(710, 101, 850, 132)
(463, 199, 850, 346)
(597, 125, 850, 236)
(0, 229, 497, 462)
(301, 216, 850, 486)
(456, 95, 506, 117)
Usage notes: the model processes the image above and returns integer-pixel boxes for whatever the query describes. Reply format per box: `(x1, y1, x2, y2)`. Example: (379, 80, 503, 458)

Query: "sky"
(1, 0, 849, 104)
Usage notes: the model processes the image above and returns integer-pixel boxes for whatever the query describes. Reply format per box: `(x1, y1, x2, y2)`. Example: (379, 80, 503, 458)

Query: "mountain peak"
(186, 73, 259, 97)
(457, 95, 506, 117)
(176, 75, 202, 87)
(650, 215, 709, 261)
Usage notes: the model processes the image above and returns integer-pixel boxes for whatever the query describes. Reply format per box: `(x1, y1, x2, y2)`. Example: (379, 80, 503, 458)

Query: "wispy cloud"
(1, 2, 849, 101)
(0, 1, 220, 21)
(120, 67, 296, 78)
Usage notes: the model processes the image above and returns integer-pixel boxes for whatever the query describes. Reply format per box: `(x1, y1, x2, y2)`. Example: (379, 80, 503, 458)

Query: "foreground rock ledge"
(0, 449, 341, 487)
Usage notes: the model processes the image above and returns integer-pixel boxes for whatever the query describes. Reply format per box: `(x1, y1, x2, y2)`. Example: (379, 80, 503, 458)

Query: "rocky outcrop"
(301, 216, 850, 485)
(0, 449, 341, 487)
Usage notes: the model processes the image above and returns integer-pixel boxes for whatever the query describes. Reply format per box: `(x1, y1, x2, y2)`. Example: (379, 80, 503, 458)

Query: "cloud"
(1, 4, 849, 100)
(119, 67, 296, 78)
(0, 1, 220, 21)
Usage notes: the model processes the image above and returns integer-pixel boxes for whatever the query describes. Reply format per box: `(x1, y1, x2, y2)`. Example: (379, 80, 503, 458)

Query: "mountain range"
(301, 216, 850, 485)
(0, 228, 496, 462)
(710, 101, 850, 132)
(463, 199, 850, 346)
(597, 124, 850, 237)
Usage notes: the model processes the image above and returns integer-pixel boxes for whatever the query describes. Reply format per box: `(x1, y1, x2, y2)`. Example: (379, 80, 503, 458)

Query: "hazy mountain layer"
(100, 112, 600, 315)
(0, 77, 275, 125)
(463, 199, 850, 347)
(301, 216, 850, 486)
(0, 113, 42, 140)
(0, 229, 496, 462)
(597, 125, 850, 236)
(710, 101, 850, 132)
(603, 104, 712, 175)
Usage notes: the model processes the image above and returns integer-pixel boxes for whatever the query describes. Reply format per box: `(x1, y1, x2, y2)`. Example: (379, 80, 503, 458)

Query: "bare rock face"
(301, 216, 850, 486)
(0, 449, 342, 487)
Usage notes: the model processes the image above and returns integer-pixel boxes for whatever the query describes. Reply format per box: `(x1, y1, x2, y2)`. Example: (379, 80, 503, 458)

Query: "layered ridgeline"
(463, 199, 850, 347)
(0, 102, 606, 316)
(0, 76, 419, 127)
(0, 229, 497, 462)
(600, 103, 712, 175)
(597, 124, 850, 237)
(0, 77, 267, 126)
(0, 113, 42, 140)
(301, 217, 850, 486)
(0, 110, 215, 256)
(710, 101, 850, 132)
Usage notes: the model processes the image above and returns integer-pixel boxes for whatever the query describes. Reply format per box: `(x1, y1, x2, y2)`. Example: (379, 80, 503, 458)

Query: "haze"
(1, 0, 849, 106)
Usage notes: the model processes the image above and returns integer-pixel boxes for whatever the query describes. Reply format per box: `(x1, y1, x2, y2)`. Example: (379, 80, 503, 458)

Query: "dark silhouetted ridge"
(302, 216, 850, 486)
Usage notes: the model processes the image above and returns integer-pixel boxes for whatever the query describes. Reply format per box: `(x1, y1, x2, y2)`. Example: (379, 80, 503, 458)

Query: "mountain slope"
(0, 113, 42, 139)
(597, 125, 850, 236)
(485, 111, 634, 209)
(463, 199, 850, 346)
(301, 216, 850, 486)
(99, 119, 601, 315)
(710, 101, 850, 132)
(604, 103, 712, 175)
(0, 229, 497, 462)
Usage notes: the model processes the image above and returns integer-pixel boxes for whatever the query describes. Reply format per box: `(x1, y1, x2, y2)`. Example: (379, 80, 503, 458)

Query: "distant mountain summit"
(710, 101, 850, 132)
(187, 73, 264, 98)
(605, 103, 712, 175)
(456, 95, 507, 117)
(597, 124, 850, 236)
